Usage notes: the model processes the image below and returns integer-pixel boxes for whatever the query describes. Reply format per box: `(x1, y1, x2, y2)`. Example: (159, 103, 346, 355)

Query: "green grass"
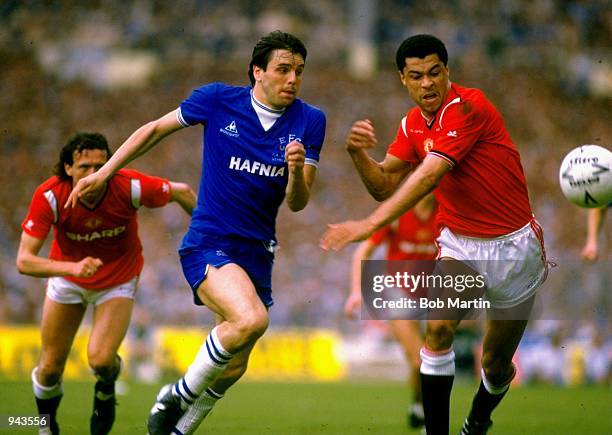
(0, 380, 610, 434)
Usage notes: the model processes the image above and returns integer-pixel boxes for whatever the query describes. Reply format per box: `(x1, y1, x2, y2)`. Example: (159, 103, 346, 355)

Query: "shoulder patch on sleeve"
(43, 190, 58, 223)
(130, 178, 142, 208)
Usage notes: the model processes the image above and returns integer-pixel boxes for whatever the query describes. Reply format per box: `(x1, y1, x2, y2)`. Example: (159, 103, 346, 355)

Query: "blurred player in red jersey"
(16, 132, 196, 435)
(345, 194, 437, 430)
(322, 35, 549, 434)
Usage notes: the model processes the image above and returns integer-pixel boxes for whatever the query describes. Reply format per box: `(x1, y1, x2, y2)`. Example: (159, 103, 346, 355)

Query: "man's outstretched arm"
(66, 110, 184, 208)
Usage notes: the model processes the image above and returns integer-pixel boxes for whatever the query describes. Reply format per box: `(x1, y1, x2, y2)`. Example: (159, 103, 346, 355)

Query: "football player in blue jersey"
(67, 30, 325, 435)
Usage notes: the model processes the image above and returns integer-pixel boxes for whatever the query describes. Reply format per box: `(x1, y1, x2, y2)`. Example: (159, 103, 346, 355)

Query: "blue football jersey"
(177, 83, 326, 247)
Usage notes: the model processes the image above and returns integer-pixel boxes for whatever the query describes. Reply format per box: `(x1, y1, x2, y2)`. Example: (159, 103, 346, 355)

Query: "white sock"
(32, 367, 63, 399)
(481, 367, 512, 395)
(173, 387, 224, 434)
(173, 327, 232, 408)
(419, 347, 455, 376)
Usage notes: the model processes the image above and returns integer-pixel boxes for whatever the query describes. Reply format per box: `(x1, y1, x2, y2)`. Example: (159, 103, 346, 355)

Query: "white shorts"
(46, 276, 138, 306)
(436, 220, 547, 309)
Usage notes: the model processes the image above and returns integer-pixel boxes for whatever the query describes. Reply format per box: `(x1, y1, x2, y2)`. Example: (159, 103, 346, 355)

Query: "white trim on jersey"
(130, 178, 142, 208)
(438, 97, 461, 129)
(251, 93, 283, 131)
(428, 151, 455, 168)
(401, 115, 408, 137)
(176, 107, 190, 128)
(43, 190, 58, 223)
(251, 92, 285, 114)
(304, 158, 319, 168)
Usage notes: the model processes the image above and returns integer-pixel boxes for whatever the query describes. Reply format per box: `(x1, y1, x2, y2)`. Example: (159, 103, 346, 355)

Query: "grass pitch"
(0, 379, 610, 434)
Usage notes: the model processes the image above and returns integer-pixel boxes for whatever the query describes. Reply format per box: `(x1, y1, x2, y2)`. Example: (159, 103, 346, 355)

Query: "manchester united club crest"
(416, 228, 432, 241)
(85, 217, 103, 229)
(423, 138, 434, 152)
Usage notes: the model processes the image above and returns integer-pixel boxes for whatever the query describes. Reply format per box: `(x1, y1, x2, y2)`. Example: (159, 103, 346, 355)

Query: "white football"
(559, 145, 612, 208)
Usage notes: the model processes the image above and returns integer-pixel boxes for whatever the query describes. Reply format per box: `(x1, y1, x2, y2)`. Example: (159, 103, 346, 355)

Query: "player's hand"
(345, 119, 378, 152)
(73, 257, 103, 278)
(344, 292, 362, 319)
(285, 140, 305, 174)
(65, 172, 106, 208)
(580, 241, 599, 262)
(320, 220, 373, 252)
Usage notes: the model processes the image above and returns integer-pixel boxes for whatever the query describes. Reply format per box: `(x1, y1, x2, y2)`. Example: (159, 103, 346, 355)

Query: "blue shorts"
(179, 233, 275, 307)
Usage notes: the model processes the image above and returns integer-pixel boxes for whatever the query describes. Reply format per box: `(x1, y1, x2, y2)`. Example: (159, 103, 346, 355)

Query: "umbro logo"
(446, 130, 458, 137)
(220, 120, 239, 137)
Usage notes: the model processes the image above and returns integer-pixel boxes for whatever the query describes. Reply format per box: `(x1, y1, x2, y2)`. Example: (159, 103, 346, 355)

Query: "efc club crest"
(424, 138, 434, 152)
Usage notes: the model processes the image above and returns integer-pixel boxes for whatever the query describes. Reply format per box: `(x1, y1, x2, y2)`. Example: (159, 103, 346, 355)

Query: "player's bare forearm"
(17, 254, 77, 278)
(321, 156, 448, 252)
(347, 148, 392, 200)
(103, 111, 184, 178)
(65, 111, 184, 208)
(285, 141, 314, 211)
(169, 181, 197, 215)
(367, 156, 448, 231)
(16, 232, 102, 278)
(586, 207, 607, 243)
(286, 167, 310, 211)
(346, 119, 407, 201)
(348, 150, 412, 201)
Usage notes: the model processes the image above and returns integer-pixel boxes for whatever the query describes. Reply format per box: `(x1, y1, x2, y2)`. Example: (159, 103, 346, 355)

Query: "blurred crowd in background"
(0, 1, 610, 383)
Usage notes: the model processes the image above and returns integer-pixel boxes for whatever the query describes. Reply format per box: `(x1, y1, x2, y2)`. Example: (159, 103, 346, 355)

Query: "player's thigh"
(88, 297, 134, 361)
(389, 320, 423, 360)
(39, 296, 86, 366)
(196, 263, 266, 322)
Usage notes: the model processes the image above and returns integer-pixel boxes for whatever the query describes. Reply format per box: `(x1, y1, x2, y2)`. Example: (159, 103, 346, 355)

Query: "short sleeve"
(387, 116, 419, 164)
(126, 171, 172, 208)
(177, 83, 220, 127)
(303, 109, 326, 167)
(22, 187, 55, 240)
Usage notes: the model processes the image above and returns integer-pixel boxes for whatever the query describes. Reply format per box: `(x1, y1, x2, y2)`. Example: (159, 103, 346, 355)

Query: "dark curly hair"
(396, 34, 448, 71)
(53, 132, 112, 180)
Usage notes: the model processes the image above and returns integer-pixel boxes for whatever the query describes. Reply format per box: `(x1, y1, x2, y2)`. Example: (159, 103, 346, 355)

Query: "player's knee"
(425, 322, 456, 350)
(88, 352, 120, 382)
(234, 310, 269, 344)
(36, 363, 63, 386)
(481, 351, 513, 385)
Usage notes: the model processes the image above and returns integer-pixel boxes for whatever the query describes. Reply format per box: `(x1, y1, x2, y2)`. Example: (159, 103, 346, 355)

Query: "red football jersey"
(370, 209, 438, 260)
(22, 169, 171, 289)
(388, 83, 533, 237)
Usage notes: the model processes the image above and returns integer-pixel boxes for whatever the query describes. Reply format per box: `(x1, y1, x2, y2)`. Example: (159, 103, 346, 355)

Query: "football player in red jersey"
(322, 35, 549, 434)
(345, 194, 437, 430)
(16, 132, 196, 435)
